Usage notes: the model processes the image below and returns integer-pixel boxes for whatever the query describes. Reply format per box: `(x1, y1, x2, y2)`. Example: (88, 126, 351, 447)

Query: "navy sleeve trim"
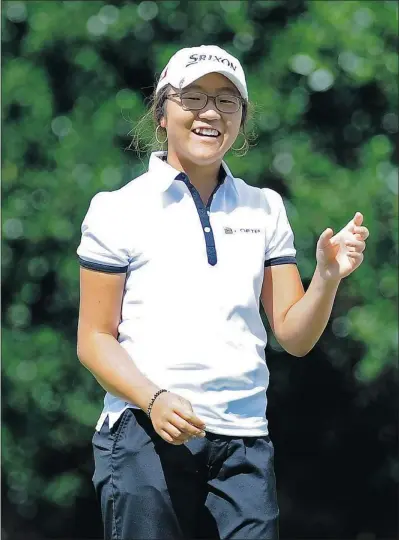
(264, 256, 297, 267)
(78, 256, 128, 274)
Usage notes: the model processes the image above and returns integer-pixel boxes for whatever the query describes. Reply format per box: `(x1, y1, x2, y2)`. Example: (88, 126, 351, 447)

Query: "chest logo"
(224, 227, 261, 234)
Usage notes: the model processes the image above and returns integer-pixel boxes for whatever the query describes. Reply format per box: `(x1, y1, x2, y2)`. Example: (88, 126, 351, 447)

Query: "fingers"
(174, 405, 206, 431)
(161, 419, 205, 445)
(347, 251, 364, 264)
(170, 412, 206, 438)
(158, 426, 191, 446)
(150, 392, 207, 445)
(159, 428, 187, 445)
(353, 226, 369, 240)
(318, 228, 334, 248)
(164, 422, 190, 444)
(159, 429, 175, 444)
(159, 425, 188, 445)
(345, 238, 366, 252)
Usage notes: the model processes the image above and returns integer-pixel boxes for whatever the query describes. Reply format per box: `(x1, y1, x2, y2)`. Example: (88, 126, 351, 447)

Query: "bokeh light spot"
(386, 169, 398, 195)
(29, 11, 49, 31)
(16, 360, 38, 382)
(353, 8, 374, 29)
(290, 54, 315, 76)
(332, 316, 352, 338)
(382, 112, 398, 134)
(51, 116, 72, 137)
(73, 164, 93, 188)
(308, 69, 334, 92)
(28, 256, 49, 279)
(101, 167, 122, 188)
(258, 112, 280, 132)
(30, 189, 49, 210)
(7, 304, 31, 329)
(338, 51, 361, 74)
(98, 5, 119, 25)
(137, 1, 159, 21)
(234, 33, 254, 52)
(87, 16, 107, 36)
(6, 1, 27, 23)
(4, 218, 24, 240)
(116, 89, 138, 109)
(134, 21, 154, 42)
(273, 153, 294, 175)
(220, 1, 241, 13)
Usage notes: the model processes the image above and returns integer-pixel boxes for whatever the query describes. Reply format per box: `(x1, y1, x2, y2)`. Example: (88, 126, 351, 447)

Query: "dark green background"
(2, 1, 398, 538)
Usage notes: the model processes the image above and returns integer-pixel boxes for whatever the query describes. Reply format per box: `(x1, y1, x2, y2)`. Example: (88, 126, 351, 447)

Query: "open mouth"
(192, 128, 221, 138)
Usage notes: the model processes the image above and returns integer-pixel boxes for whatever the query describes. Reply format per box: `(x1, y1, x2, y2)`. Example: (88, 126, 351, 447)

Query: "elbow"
(288, 342, 315, 357)
(77, 341, 86, 365)
(77, 329, 115, 366)
(274, 325, 315, 358)
(77, 323, 97, 366)
(278, 338, 314, 358)
(289, 348, 311, 358)
(77, 334, 92, 367)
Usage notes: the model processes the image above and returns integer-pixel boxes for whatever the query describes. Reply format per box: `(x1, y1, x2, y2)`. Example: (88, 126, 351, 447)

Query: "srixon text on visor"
(186, 54, 237, 71)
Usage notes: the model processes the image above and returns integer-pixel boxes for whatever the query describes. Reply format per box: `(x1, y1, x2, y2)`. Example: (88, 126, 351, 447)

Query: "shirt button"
(204, 227, 211, 233)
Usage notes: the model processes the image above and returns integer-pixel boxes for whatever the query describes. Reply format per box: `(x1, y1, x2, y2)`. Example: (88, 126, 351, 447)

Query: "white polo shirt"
(77, 151, 296, 436)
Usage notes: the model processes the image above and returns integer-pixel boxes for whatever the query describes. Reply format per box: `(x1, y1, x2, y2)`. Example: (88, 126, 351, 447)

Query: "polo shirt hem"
(204, 425, 269, 437)
(78, 256, 128, 274)
(95, 405, 269, 437)
(264, 256, 297, 267)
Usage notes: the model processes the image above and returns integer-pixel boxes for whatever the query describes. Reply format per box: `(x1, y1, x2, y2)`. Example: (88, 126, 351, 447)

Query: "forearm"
(77, 331, 160, 412)
(279, 265, 341, 357)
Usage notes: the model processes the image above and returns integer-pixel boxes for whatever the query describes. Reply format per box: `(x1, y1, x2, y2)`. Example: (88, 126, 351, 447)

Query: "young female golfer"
(77, 45, 369, 540)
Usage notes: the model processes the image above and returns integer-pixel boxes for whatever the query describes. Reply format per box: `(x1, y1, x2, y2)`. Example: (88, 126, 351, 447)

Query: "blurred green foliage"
(2, 0, 398, 537)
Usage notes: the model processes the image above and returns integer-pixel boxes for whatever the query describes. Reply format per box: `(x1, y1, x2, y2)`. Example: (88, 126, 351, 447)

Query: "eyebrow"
(186, 84, 239, 95)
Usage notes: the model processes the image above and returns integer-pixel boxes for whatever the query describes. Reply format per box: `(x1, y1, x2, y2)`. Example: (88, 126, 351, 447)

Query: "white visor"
(155, 45, 248, 101)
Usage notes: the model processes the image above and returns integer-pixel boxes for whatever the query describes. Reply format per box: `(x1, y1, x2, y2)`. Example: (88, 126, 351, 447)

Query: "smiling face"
(160, 72, 243, 169)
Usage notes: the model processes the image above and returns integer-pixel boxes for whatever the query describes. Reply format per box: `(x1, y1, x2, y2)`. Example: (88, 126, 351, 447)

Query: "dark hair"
(130, 82, 255, 157)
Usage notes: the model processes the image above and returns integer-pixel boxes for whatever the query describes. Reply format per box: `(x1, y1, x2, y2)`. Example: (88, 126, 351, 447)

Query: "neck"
(167, 153, 222, 201)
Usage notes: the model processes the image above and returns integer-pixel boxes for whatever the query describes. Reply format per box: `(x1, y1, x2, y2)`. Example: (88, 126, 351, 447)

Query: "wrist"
(133, 382, 161, 414)
(147, 389, 168, 418)
(314, 264, 342, 289)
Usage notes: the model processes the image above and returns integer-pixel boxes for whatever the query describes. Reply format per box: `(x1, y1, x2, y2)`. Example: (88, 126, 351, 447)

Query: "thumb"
(347, 211, 363, 230)
(318, 228, 334, 248)
(353, 212, 363, 226)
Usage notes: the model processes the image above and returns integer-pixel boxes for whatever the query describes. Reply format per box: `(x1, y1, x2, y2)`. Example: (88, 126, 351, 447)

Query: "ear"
(160, 117, 166, 129)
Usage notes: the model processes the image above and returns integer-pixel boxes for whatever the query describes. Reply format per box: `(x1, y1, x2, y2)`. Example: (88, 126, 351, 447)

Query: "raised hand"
(149, 391, 206, 445)
(316, 212, 369, 281)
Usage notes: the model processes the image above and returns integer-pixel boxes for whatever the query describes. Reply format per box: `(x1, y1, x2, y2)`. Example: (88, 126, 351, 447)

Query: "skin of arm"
(77, 268, 160, 412)
(261, 212, 369, 357)
(261, 264, 340, 357)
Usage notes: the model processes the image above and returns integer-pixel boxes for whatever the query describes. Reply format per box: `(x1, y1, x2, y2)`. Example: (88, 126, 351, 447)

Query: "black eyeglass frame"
(166, 91, 245, 114)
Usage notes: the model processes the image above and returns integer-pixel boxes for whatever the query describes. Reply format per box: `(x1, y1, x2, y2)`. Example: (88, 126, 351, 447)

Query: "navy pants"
(92, 408, 279, 540)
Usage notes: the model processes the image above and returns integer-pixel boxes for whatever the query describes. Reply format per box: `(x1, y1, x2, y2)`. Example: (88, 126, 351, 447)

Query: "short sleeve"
(263, 190, 297, 267)
(77, 192, 130, 273)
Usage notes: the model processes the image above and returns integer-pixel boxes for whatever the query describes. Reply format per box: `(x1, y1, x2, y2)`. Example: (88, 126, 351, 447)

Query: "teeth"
(193, 128, 219, 137)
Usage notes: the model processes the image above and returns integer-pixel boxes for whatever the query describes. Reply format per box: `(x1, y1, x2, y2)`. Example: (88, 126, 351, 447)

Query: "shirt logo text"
(224, 227, 261, 234)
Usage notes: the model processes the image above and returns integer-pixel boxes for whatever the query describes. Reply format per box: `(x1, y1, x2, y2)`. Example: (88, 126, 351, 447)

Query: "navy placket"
(175, 172, 224, 266)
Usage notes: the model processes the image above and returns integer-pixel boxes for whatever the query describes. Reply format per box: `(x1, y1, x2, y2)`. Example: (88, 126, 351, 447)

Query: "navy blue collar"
(148, 151, 233, 192)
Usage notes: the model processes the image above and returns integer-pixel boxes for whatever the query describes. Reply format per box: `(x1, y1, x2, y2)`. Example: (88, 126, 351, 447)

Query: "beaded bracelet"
(147, 389, 168, 418)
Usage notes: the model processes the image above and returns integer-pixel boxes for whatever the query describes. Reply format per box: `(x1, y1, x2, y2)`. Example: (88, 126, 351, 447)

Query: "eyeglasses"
(166, 91, 244, 114)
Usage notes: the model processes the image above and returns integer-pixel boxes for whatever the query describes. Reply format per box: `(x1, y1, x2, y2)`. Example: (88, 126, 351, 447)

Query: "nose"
(198, 97, 222, 120)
